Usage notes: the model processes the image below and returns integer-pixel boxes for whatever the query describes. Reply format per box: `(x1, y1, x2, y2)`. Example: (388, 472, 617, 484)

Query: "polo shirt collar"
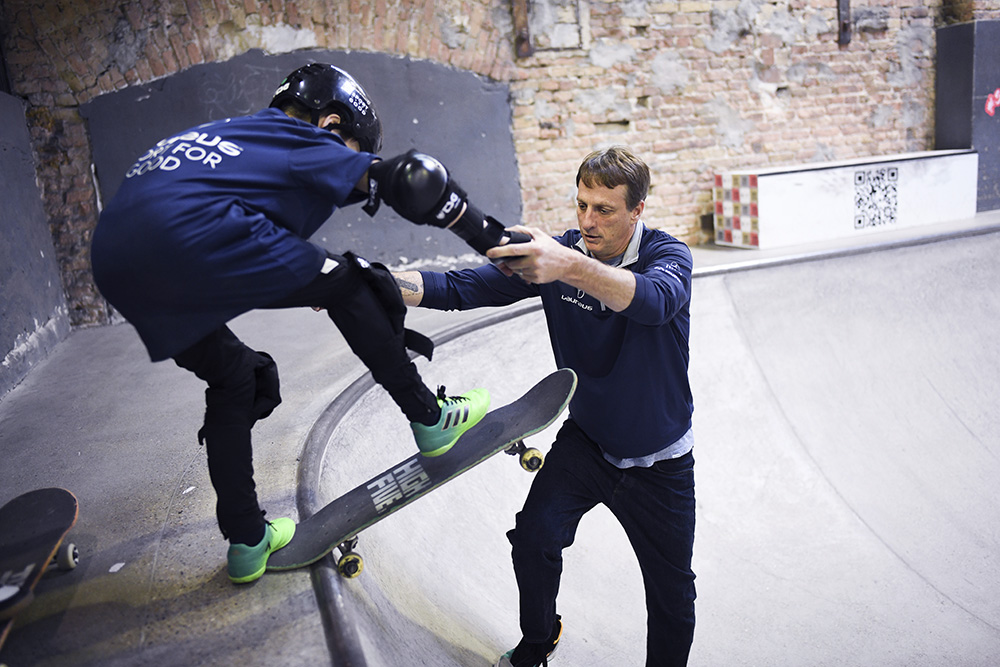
(573, 220, 644, 268)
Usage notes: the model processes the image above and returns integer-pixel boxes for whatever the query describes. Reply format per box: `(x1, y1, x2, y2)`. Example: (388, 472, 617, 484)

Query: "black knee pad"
(343, 251, 434, 361)
(345, 252, 406, 332)
(251, 351, 281, 422)
(200, 347, 281, 437)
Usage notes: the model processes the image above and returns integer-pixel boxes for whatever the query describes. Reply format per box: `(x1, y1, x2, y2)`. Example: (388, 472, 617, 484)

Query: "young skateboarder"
(91, 63, 516, 583)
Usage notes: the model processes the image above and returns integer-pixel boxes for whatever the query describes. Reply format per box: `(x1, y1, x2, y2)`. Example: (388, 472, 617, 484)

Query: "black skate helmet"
(270, 63, 382, 153)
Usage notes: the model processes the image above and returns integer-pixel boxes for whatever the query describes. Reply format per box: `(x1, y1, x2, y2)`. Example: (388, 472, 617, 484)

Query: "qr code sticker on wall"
(854, 167, 898, 229)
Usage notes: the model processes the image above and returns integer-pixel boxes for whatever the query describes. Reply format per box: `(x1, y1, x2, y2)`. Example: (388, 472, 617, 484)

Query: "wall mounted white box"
(713, 150, 978, 249)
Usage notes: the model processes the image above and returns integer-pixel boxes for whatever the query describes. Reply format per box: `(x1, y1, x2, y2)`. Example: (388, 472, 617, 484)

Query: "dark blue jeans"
(507, 419, 696, 666)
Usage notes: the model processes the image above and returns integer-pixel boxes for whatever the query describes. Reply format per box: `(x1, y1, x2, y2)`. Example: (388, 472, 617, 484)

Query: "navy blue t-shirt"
(91, 108, 375, 361)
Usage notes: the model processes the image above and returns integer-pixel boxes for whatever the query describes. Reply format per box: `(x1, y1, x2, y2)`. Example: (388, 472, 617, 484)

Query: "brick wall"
(2, 0, 998, 327)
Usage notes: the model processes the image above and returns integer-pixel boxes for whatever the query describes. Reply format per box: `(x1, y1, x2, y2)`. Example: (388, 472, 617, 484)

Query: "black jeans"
(174, 253, 438, 542)
(507, 419, 697, 666)
(174, 326, 277, 543)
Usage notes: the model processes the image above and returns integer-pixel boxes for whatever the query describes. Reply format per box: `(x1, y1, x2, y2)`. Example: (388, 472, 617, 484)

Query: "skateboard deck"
(0, 488, 79, 651)
(268, 368, 577, 574)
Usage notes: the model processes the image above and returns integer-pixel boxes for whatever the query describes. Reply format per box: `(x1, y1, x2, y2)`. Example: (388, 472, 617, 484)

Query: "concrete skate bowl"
(301, 230, 1000, 666)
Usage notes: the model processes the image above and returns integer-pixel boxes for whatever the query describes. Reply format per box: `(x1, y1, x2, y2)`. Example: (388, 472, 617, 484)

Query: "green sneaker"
(410, 387, 490, 457)
(227, 517, 296, 584)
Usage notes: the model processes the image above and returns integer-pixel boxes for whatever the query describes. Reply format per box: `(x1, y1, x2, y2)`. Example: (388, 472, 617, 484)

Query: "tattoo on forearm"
(394, 275, 421, 297)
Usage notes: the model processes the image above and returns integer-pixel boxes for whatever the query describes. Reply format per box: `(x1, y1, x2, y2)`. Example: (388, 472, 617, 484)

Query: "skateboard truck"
(505, 440, 544, 472)
(335, 537, 364, 579)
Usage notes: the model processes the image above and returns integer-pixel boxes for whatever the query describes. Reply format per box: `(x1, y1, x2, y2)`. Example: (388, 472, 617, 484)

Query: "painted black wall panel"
(934, 22, 973, 150)
(935, 20, 1000, 211)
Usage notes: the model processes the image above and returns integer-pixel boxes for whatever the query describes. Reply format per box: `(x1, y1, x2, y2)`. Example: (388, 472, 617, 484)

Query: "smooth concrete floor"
(1, 214, 999, 665)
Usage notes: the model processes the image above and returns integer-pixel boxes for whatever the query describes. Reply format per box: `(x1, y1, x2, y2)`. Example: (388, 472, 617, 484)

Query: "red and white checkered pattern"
(713, 173, 759, 248)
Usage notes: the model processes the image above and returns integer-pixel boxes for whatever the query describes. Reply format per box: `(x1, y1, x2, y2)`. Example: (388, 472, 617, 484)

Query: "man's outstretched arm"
(394, 271, 424, 307)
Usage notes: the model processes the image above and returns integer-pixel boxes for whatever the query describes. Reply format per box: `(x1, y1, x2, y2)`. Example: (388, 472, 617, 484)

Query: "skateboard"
(268, 368, 577, 577)
(0, 488, 79, 652)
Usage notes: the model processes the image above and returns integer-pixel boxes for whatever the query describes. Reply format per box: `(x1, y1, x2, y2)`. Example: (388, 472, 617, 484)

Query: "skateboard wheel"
(337, 552, 364, 579)
(56, 543, 79, 570)
(520, 448, 544, 472)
